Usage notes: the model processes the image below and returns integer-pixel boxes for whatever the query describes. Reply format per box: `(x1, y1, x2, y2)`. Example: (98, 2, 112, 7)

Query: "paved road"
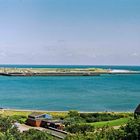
(16, 124, 67, 139)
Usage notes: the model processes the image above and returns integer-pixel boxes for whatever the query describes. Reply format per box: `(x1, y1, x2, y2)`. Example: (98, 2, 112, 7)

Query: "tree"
(68, 110, 79, 118)
(122, 117, 140, 140)
(0, 116, 12, 132)
(0, 116, 52, 140)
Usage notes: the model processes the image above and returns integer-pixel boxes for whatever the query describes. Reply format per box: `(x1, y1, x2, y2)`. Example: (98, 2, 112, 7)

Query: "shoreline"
(2, 108, 133, 113)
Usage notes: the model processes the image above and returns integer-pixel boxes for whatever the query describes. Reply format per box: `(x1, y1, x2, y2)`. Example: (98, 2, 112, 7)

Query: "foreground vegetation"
(0, 116, 52, 140)
(1, 110, 132, 127)
(65, 117, 140, 140)
(0, 110, 136, 140)
(0, 114, 139, 140)
(63, 111, 132, 132)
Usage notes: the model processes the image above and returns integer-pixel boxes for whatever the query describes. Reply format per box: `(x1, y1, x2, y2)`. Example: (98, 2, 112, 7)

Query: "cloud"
(0, 52, 7, 57)
(131, 53, 139, 57)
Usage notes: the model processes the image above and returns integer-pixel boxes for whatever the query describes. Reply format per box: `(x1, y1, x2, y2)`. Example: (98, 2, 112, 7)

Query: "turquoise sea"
(0, 65, 140, 112)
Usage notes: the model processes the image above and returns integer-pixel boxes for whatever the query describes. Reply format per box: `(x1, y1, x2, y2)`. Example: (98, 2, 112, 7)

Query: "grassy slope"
(87, 117, 130, 128)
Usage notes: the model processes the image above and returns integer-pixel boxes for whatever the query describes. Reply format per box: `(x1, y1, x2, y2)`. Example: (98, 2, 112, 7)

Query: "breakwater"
(0, 67, 104, 76)
(0, 67, 140, 76)
(0, 72, 101, 76)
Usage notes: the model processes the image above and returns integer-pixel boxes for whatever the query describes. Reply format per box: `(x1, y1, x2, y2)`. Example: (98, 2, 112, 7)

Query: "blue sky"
(0, 0, 140, 65)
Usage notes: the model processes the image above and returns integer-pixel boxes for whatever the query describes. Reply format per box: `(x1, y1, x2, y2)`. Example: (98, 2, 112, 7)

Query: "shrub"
(80, 113, 123, 123)
(0, 116, 52, 140)
(9, 115, 27, 123)
(122, 117, 140, 140)
(65, 124, 95, 134)
(0, 116, 12, 132)
(68, 110, 80, 118)
(22, 129, 52, 140)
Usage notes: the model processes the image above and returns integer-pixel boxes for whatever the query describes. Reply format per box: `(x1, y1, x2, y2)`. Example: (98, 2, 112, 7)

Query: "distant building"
(134, 104, 140, 118)
(26, 112, 52, 127)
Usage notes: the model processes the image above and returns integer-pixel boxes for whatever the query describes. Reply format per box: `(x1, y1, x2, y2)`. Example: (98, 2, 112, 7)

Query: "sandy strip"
(2, 108, 132, 113)
(3, 108, 68, 113)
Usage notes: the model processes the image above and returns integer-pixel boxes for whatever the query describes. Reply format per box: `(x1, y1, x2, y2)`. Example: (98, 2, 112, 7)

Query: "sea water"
(0, 65, 140, 112)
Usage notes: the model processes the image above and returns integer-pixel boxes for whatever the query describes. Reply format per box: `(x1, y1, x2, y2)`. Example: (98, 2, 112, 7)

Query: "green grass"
(88, 117, 130, 128)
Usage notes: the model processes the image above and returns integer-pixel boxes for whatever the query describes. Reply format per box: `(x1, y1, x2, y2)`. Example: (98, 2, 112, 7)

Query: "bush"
(0, 116, 12, 132)
(9, 115, 27, 123)
(80, 113, 124, 123)
(22, 129, 52, 140)
(0, 116, 52, 140)
(122, 117, 140, 140)
(65, 124, 95, 134)
(68, 110, 80, 118)
(65, 117, 140, 140)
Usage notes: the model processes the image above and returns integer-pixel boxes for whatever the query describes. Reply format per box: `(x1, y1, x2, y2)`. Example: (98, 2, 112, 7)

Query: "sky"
(0, 0, 140, 65)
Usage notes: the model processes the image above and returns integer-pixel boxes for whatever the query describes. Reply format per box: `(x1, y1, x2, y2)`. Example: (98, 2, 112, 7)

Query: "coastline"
(2, 108, 133, 113)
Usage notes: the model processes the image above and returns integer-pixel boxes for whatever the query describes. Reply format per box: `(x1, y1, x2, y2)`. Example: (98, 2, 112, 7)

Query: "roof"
(42, 119, 63, 123)
(44, 114, 52, 119)
(43, 120, 58, 123)
(28, 112, 52, 119)
(28, 112, 46, 117)
(134, 104, 140, 113)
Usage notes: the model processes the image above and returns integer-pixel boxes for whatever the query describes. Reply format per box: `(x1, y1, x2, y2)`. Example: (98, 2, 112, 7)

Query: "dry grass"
(0, 109, 68, 118)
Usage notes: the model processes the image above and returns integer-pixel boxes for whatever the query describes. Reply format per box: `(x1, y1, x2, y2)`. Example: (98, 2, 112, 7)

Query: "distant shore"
(0, 67, 140, 76)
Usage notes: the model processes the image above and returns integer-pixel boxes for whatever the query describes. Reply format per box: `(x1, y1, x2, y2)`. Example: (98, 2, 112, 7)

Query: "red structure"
(26, 119, 42, 127)
(41, 120, 65, 130)
(26, 112, 49, 127)
(26, 112, 64, 130)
